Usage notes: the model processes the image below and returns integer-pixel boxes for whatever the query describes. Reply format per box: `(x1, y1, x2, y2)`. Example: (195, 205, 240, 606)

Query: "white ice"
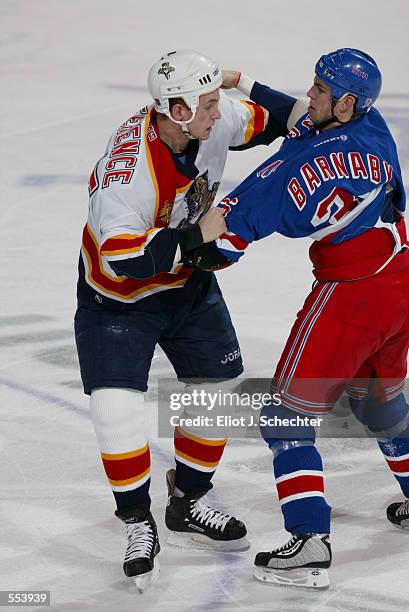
(1, 1, 409, 610)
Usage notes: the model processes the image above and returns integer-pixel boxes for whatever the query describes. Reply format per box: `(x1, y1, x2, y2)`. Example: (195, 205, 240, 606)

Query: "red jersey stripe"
(247, 100, 267, 137)
(101, 234, 147, 254)
(219, 232, 249, 251)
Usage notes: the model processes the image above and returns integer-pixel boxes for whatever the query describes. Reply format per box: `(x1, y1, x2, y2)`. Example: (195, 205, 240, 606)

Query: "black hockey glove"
(177, 223, 204, 253)
(181, 241, 233, 271)
(177, 223, 233, 271)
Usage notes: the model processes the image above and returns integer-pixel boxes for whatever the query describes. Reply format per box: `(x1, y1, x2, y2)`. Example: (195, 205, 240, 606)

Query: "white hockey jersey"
(80, 92, 269, 303)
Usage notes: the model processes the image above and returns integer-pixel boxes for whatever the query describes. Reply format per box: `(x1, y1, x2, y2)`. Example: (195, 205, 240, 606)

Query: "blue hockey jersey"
(216, 106, 406, 267)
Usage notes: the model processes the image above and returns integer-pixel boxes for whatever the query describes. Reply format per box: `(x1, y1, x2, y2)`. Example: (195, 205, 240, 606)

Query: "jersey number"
(311, 187, 355, 227)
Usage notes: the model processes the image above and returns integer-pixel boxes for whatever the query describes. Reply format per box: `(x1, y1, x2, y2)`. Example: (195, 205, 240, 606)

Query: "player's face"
(307, 77, 334, 125)
(188, 90, 221, 139)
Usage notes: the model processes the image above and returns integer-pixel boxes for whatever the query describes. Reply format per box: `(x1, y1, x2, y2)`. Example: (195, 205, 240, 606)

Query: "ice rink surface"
(1, 0, 409, 610)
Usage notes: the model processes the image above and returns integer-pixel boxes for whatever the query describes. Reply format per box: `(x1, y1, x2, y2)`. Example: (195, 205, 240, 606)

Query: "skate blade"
(167, 531, 250, 552)
(133, 563, 160, 594)
(391, 520, 409, 530)
(253, 566, 329, 590)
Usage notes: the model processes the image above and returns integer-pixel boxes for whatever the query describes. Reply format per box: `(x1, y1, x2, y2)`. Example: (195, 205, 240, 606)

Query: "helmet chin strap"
(313, 98, 341, 132)
(180, 122, 196, 140)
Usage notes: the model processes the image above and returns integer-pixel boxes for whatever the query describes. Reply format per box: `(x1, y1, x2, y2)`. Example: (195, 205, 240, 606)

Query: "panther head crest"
(158, 62, 175, 80)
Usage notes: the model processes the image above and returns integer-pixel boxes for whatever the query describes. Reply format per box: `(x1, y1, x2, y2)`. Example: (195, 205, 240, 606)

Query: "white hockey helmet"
(147, 49, 222, 124)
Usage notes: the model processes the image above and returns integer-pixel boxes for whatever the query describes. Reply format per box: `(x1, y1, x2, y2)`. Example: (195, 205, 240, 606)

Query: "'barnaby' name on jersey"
(288, 149, 393, 210)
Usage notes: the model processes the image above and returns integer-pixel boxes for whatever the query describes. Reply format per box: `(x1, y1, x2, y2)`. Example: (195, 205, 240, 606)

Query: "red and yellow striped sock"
(173, 426, 227, 493)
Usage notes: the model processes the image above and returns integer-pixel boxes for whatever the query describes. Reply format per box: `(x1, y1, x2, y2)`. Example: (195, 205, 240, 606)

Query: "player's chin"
(308, 108, 317, 121)
(200, 128, 212, 140)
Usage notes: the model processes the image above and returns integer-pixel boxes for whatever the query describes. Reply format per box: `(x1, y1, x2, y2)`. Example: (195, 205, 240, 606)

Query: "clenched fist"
(221, 70, 241, 89)
(199, 207, 227, 243)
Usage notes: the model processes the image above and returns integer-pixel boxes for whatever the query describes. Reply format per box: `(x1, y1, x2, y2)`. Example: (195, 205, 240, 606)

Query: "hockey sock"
(350, 390, 409, 499)
(90, 388, 151, 511)
(378, 432, 409, 498)
(173, 426, 226, 494)
(273, 445, 331, 534)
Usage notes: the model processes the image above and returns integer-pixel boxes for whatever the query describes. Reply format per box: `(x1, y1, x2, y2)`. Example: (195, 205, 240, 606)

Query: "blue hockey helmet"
(315, 48, 382, 112)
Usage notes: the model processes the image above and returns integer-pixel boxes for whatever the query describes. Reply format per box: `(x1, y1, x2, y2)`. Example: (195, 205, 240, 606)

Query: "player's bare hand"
(221, 70, 241, 89)
(199, 208, 227, 242)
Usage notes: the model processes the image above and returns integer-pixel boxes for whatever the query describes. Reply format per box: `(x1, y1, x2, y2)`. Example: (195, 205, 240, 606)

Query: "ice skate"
(116, 505, 160, 593)
(387, 499, 409, 529)
(254, 533, 332, 590)
(165, 469, 249, 551)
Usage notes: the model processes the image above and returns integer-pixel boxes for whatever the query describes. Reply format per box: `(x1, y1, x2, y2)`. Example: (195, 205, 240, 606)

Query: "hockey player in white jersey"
(75, 49, 289, 591)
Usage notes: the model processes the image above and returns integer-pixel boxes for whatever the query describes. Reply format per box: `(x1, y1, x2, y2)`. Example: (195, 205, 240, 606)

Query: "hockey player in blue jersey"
(184, 49, 409, 589)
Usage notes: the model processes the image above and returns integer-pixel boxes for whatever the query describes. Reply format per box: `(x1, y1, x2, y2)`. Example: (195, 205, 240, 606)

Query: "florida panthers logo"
(158, 62, 175, 80)
(181, 171, 220, 224)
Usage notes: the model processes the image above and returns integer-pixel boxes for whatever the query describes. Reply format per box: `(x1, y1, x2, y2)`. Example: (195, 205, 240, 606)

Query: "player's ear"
(335, 94, 356, 120)
(339, 94, 356, 114)
(170, 103, 185, 121)
(170, 100, 192, 122)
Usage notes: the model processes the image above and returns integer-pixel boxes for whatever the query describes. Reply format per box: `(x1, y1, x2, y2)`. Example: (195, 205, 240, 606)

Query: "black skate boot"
(254, 533, 332, 590)
(165, 469, 249, 551)
(387, 499, 409, 529)
(115, 505, 160, 593)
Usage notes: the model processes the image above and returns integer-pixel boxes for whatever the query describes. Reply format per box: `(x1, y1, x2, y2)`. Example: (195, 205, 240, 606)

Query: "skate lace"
(190, 498, 231, 532)
(275, 535, 299, 552)
(397, 500, 409, 516)
(124, 521, 154, 561)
